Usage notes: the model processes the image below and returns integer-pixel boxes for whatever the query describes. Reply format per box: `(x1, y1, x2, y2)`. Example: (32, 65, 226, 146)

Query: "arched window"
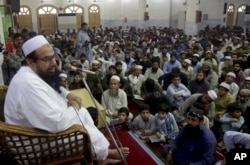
(37, 5, 58, 34)
(38, 6, 57, 14)
(17, 6, 33, 30)
(64, 5, 84, 30)
(19, 6, 30, 15)
(65, 5, 83, 13)
(88, 5, 100, 28)
(238, 5, 246, 12)
(227, 5, 234, 12)
(89, 5, 99, 13)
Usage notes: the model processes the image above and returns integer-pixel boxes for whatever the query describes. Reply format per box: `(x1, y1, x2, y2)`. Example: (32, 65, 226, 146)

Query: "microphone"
(65, 64, 96, 74)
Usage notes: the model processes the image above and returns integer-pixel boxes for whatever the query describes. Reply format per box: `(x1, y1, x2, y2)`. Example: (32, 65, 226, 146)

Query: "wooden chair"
(0, 121, 93, 165)
(0, 86, 8, 122)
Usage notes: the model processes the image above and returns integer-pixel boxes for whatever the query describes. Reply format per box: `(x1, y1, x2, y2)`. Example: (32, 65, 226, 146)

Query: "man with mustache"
(101, 75, 132, 121)
(164, 109, 217, 165)
(4, 35, 129, 165)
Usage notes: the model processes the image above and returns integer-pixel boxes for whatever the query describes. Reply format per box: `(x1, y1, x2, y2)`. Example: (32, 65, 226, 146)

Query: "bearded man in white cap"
(176, 89, 218, 127)
(101, 75, 132, 121)
(180, 58, 194, 81)
(4, 35, 129, 165)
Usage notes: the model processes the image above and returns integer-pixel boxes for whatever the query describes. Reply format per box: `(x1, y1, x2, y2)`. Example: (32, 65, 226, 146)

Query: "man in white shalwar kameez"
(4, 35, 129, 165)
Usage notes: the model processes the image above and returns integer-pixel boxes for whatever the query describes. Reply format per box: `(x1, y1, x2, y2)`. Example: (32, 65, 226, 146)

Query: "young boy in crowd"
(69, 71, 85, 90)
(219, 102, 245, 133)
(110, 107, 130, 126)
(132, 104, 156, 139)
(155, 103, 179, 143)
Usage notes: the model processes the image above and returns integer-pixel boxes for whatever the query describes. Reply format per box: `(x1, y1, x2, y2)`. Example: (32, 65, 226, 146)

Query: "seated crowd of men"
(2, 25, 250, 164)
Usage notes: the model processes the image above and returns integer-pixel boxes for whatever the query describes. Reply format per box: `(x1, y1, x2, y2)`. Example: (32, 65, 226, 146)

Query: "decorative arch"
(236, 4, 247, 26)
(64, 4, 84, 30)
(226, 4, 235, 28)
(88, 4, 100, 28)
(17, 5, 33, 31)
(37, 5, 59, 34)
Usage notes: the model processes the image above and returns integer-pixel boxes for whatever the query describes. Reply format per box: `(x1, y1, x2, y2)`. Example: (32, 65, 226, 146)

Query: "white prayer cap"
(219, 82, 230, 90)
(135, 65, 143, 70)
(114, 41, 120, 45)
(193, 53, 199, 57)
(227, 72, 236, 78)
(224, 56, 231, 60)
(207, 90, 217, 101)
(111, 75, 120, 82)
(244, 40, 249, 44)
(184, 59, 191, 65)
(91, 60, 100, 64)
(59, 73, 67, 78)
(22, 35, 49, 56)
(245, 77, 250, 81)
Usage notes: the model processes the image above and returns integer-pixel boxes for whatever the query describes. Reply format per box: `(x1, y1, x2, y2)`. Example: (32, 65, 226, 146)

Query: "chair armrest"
(0, 121, 93, 164)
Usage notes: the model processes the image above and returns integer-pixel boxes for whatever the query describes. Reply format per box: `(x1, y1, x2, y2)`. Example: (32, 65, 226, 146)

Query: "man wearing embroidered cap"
(214, 82, 235, 119)
(4, 35, 129, 164)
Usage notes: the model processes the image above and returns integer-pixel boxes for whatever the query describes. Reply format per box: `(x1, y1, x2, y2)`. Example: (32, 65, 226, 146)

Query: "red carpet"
(103, 124, 165, 165)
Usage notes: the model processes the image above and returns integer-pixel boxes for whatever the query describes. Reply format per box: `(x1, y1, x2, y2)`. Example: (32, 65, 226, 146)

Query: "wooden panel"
(76, 13, 84, 31)
(89, 13, 100, 28)
(196, 10, 202, 23)
(38, 14, 56, 34)
(226, 12, 234, 28)
(70, 88, 106, 128)
(17, 15, 33, 31)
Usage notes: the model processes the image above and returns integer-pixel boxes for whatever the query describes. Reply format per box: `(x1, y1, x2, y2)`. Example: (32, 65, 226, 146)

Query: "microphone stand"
(81, 75, 128, 165)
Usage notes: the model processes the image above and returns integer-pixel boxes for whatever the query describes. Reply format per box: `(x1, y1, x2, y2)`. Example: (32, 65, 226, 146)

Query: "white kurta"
(0, 53, 4, 85)
(4, 66, 109, 160)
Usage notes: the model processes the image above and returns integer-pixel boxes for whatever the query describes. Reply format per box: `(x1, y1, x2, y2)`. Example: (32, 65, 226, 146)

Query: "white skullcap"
(91, 60, 100, 64)
(135, 65, 143, 70)
(22, 35, 49, 56)
(245, 77, 250, 81)
(59, 73, 67, 78)
(224, 56, 231, 60)
(227, 72, 236, 78)
(70, 59, 79, 64)
(193, 53, 199, 57)
(220, 82, 230, 90)
(111, 75, 120, 82)
(244, 40, 249, 44)
(207, 90, 217, 101)
(114, 41, 120, 45)
(184, 59, 191, 65)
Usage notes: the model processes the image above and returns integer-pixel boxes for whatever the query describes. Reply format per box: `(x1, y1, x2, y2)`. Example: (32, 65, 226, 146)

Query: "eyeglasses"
(35, 55, 55, 63)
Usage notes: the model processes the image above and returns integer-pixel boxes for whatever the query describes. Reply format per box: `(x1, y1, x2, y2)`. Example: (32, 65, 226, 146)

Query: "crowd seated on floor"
(1, 24, 250, 164)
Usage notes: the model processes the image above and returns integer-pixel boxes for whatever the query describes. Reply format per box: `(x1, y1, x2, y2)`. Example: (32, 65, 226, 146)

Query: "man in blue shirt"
(163, 109, 217, 165)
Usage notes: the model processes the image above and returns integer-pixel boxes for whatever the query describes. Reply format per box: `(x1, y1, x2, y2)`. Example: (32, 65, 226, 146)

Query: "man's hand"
(230, 118, 239, 123)
(68, 100, 81, 110)
(67, 93, 82, 108)
(156, 132, 161, 138)
(166, 149, 174, 164)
